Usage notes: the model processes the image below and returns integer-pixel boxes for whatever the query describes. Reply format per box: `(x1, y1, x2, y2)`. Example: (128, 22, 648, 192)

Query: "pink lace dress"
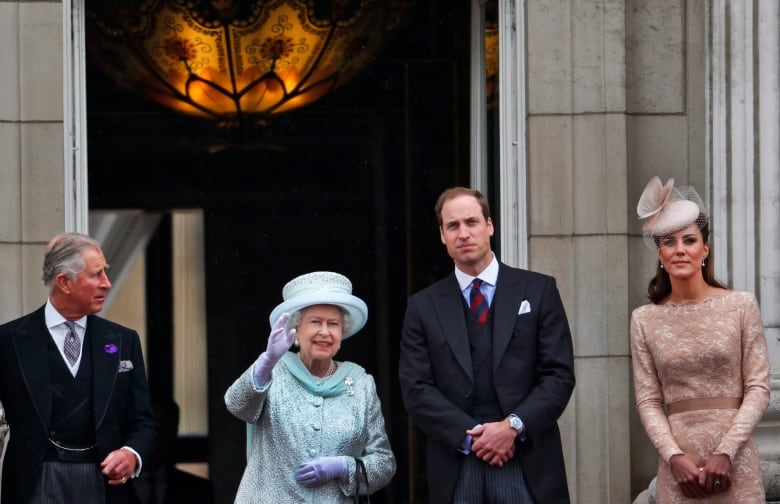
(631, 291, 770, 503)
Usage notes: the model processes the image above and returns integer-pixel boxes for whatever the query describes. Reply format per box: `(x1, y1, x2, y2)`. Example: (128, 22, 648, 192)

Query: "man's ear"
(55, 273, 72, 294)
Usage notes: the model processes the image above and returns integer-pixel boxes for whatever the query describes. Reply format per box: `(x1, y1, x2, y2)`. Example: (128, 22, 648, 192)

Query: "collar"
(45, 299, 87, 331)
(454, 253, 499, 291)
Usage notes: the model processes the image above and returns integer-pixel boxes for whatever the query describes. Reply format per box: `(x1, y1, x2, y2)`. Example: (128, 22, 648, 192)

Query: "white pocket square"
(118, 360, 134, 373)
(518, 300, 531, 314)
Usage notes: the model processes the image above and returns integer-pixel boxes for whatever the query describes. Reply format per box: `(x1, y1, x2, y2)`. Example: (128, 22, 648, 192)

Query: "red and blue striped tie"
(469, 278, 489, 326)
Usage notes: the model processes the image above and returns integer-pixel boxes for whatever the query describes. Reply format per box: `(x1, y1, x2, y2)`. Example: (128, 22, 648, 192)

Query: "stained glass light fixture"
(86, 0, 409, 136)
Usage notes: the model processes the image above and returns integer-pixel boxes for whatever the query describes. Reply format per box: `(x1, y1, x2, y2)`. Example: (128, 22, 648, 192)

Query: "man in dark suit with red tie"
(0, 232, 157, 503)
(399, 187, 575, 503)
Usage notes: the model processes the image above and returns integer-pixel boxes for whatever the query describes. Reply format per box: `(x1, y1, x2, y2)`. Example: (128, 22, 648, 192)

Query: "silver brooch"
(345, 377, 355, 396)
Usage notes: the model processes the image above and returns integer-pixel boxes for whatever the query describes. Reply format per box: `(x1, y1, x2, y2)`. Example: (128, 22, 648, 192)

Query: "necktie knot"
(63, 321, 81, 365)
(469, 279, 489, 326)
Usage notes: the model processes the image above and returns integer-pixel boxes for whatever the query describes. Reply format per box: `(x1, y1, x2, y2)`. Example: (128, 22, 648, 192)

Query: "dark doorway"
(86, 2, 471, 502)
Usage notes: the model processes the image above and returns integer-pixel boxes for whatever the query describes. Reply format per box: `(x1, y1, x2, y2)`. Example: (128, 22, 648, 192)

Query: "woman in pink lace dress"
(630, 177, 770, 503)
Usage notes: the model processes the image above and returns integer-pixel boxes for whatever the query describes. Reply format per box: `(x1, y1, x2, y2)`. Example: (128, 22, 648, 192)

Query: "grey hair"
(287, 305, 353, 335)
(42, 232, 103, 288)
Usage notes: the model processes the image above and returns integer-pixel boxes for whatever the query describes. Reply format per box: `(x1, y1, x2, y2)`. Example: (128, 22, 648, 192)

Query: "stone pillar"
(526, 1, 631, 501)
(0, 1, 65, 319)
(0, 0, 69, 491)
(708, 0, 780, 500)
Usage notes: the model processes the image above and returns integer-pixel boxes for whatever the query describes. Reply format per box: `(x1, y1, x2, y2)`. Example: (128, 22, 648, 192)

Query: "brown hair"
(647, 220, 728, 303)
(434, 187, 492, 227)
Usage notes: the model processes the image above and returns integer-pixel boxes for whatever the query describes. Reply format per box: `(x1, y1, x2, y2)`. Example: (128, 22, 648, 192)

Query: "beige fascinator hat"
(637, 176, 708, 246)
(269, 271, 368, 339)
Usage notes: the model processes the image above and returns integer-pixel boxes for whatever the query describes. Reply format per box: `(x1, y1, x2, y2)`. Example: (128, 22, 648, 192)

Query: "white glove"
(295, 456, 349, 487)
(253, 313, 296, 385)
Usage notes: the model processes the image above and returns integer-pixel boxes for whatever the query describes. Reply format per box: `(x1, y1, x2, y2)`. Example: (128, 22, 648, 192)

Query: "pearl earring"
(702, 259, 706, 267)
(659, 261, 664, 269)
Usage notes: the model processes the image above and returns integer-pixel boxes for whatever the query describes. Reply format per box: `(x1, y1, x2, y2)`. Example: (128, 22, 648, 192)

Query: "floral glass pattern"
(86, 0, 409, 128)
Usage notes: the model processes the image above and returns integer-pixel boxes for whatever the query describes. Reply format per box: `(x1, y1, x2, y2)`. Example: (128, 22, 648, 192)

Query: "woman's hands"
(699, 454, 732, 493)
(670, 453, 732, 498)
(670, 454, 708, 498)
(253, 313, 296, 386)
(265, 313, 296, 362)
(295, 456, 349, 487)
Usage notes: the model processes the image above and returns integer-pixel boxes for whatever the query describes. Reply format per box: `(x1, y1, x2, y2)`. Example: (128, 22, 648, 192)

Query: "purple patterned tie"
(469, 279, 489, 326)
(63, 321, 80, 365)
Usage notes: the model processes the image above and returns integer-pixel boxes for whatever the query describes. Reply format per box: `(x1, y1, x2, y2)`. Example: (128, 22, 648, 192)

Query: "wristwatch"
(507, 414, 524, 435)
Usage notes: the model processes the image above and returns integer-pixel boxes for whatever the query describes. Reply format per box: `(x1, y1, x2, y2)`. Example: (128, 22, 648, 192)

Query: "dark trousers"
(29, 461, 105, 504)
(452, 452, 536, 504)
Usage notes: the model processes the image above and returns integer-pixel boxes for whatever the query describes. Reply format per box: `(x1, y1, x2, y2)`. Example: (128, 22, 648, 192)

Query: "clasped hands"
(670, 453, 732, 498)
(467, 420, 517, 467)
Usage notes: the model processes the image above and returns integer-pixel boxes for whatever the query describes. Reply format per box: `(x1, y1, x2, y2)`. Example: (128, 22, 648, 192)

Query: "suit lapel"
(88, 316, 121, 428)
(432, 275, 473, 382)
(492, 265, 528, 372)
(13, 307, 53, 430)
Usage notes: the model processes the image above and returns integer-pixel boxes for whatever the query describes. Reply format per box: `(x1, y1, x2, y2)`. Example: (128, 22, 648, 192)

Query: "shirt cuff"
(457, 434, 473, 454)
(121, 446, 143, 477)
(457, 423, 482, 454)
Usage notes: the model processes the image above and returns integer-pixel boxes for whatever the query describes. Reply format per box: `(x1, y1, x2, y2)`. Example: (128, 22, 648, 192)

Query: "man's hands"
(101, 448, 137, 485)
(670, 453, 732, 498)
(467, 419, 517, 467)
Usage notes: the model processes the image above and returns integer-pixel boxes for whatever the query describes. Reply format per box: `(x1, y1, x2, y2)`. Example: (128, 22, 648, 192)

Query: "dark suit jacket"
(399, 264, 575, 504)
(0, 306, 158, 504)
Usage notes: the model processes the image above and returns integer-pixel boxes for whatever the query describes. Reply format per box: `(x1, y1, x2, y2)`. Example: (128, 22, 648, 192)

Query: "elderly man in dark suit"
(399, 187, 575, 503)
(0, 232, 158, 503)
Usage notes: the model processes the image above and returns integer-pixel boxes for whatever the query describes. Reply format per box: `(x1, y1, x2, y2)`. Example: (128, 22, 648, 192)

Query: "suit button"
(464, 392, 471, 399)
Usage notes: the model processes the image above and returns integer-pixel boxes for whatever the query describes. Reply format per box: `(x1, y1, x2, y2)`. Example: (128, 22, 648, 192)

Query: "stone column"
(0, 0, 70, 491)
(0, 1, 65, 318)
(526, 1, 631, 501)
(708, 0, 780, 500)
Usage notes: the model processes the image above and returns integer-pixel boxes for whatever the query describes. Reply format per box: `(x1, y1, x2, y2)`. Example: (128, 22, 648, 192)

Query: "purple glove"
(295, 456, 349, 487)
(253, 313, 296, 385)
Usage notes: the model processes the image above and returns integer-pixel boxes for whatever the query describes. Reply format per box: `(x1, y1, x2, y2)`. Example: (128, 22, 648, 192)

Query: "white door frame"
(470, 0, 528, 268)
(63, 0, 89, 233)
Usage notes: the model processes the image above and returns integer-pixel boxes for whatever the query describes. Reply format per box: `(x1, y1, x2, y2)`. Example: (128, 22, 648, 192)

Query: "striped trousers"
(29, 461, 106, 504)
(452, 453, 536, 504)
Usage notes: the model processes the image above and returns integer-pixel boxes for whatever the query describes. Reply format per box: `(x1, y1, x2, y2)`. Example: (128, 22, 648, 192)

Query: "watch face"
(509, 416, 522, 431)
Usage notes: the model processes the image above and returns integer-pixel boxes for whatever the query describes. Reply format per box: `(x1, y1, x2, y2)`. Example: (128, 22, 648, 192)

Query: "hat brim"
(269, 293, 368, 339)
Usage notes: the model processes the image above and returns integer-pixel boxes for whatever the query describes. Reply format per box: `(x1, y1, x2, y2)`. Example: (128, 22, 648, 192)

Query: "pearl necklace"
(322, 359, 337, 378)
(301, 354, 337, 379)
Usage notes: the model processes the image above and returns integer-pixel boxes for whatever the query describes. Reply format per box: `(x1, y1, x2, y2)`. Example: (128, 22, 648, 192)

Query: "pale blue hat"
(269, 271, 368, 339)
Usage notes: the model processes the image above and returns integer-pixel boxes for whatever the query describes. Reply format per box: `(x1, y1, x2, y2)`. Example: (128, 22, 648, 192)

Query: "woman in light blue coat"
(225, 271, 395, 504)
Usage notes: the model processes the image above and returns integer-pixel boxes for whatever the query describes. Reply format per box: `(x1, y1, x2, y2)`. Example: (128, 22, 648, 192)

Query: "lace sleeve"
(631, 309, 684, 463)
(714, 294, 770, 457)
